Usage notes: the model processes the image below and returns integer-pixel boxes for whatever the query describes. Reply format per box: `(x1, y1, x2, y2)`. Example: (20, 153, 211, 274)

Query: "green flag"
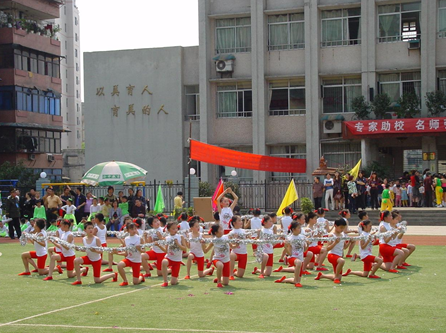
(154, 185, 165, 213)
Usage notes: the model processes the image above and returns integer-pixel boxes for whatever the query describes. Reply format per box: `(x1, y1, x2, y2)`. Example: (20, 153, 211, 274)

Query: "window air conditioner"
(28, 154, 36, 161)
(408, 40, 420, 50)
(216, 60, 234, 73)
(47, 154, 55, 162)
(323, 120, 342, 134)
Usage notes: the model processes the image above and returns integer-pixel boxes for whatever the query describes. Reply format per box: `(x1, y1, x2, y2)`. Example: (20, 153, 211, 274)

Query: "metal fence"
(237, 181, 313, 212)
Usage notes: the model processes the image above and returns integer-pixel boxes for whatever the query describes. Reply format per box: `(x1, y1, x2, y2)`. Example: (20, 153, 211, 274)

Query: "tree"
(199, 181, 214, 197)
(396, 92, 420, 118)
(0, 161, 39, 188)
(425, 91, 446, 116)
(371, 94, 391, 119)
(351, 96, 371, 120)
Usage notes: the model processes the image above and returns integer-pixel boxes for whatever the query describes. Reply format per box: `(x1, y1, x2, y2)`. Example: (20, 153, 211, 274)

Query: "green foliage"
(199, 181, 214, 197)
(371, 94, 391, 119)
(224, 181, 241, 200)
(362, 161, 393, 180)
(425, 91, 446, 116)
(0, 161, 39, 188)
(351, 96, 371, 120)
(396, 93, 420, 118)
(187, 206, 194, 216)
(300, 197, 314, 214)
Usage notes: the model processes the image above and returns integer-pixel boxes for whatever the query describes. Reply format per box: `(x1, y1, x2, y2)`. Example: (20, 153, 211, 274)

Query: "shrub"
(371, 94, 391, 119)
(396, 93, 420, 118)
(300, 197, 314, 214)
(351, 96, 371, 120)
(199, 181, 214, 197)
(425, 91, 446, 116)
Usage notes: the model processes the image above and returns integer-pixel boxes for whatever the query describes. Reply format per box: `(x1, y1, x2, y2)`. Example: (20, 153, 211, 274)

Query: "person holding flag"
(217, 187, 238, 234)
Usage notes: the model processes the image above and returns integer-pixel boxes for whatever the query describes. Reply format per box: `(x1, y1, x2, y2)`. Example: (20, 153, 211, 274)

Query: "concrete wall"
(84, 46, 198, 183)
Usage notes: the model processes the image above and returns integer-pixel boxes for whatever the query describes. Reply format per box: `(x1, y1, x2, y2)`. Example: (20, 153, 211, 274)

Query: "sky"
(77, 0, 199, 53)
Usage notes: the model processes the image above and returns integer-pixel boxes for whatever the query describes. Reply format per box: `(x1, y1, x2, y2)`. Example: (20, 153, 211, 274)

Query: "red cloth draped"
(190, 140, 306, 173)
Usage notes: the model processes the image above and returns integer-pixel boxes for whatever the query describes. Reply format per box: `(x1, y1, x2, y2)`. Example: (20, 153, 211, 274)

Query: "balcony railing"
(378, 34, 421, 43)
(269, 109, 306, 116)
(321, 39, 361, 47)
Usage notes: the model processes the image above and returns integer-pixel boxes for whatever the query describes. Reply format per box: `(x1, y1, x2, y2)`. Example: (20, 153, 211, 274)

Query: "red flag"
(212, 179, 224, 211)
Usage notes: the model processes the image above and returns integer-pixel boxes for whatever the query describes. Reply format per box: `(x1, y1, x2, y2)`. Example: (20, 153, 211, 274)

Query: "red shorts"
(166, 259, 181, 278)
(30, 251, 47, 269)
(308, 245, 322, 263)
(146, 250, 166, 270)
(190, 253, 205, 271)
(373, 239, 380, 246)
(361, 255, 376, 272)
(288, 257, 304, 276)
(273, 243, 284, 249)
(327, 253, 343, 273)
(379, 244, 397, 263)
(396, 243, 408, 249)
(81, 256, 102, 278)
(266, 253, 274, 267)
(212, 260, 230, 277)
(122, 258, 141, 278)
(59, 253, 75, 271)
(234, 253, 248, 270)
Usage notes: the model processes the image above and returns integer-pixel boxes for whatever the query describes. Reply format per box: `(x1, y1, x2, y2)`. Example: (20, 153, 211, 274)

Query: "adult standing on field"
(3, 189, 22, 239)
(43, 187, 62, 226)
(174, 191, 185, 210)
(312, 177, 324, 210)
(69, 186, 86, 222)
(324, 173, 334, 210)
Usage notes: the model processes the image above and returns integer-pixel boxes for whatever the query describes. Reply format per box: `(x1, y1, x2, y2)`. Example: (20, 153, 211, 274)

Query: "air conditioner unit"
(47, 154, 54, 162)
(28, 154, 36, 161)
(323, 120, 342, 134)
(408, 40, 420, 50)
(215, 60, 234, 73)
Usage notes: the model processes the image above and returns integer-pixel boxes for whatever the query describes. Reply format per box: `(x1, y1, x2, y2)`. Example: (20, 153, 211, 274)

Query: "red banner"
(344, 117, 446, 136)
(190, 140, 306, 173)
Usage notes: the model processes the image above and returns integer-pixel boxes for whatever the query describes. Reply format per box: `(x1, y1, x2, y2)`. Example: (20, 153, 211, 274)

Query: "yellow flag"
(348, 159, 362, 180)
(276, 179, 298, 216)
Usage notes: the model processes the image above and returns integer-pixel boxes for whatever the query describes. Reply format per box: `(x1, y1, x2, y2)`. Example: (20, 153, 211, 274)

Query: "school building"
(84, 0, 446, 185)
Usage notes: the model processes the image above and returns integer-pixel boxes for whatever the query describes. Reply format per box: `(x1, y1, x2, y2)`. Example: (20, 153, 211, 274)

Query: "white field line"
(8, 323, 272, 333)
(0, 255, 276, 328)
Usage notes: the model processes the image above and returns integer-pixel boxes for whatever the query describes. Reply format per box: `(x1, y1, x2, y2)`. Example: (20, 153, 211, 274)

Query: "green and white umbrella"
(81, 161, 147, 186)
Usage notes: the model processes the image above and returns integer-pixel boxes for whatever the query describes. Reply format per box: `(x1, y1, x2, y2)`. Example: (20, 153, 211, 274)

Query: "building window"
(65, 40, 67, 50)
(0, 86, 13, 110)
(268, 13, 304, 50)
(64, 23, 67, 32)
(322, 77, 361, 113)
(64, 6, 66, 15)
(439, 0, 446, 37)
(66, 84, 68, 93)
(77, 117, 80, 125)
(77, 103, 79, 112)
(321, 142, 361, 169)
(321, 8, 361, 47)
(75, 17, 78, 26)
(66, 98, 68, 107)
(269, 79, 305, 115)
(66, 69, 68, 78)
(13, 86, 61, 115)
(76, 76, 79, 85)
(219, 147, 253, 181)
(76, 90, 79, 98)
(269, 145, 306, 181)
(15, 129, 62, 154)
(77, 130, 80, 139)
(217, 82, 252, 118)
(439, 70, 446, 93)
(215, 17, 251, 54)
(378, 2, 421, 43)
(185, 85, 200, 120)
(33, 168, 62, 181)
(76, 63, 79, 71)
(378, 72, 421, 103)
(75, 49, 78, 58)
(75, 33, 78, 42)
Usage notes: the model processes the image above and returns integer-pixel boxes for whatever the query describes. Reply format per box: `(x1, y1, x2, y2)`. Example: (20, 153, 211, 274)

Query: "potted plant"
(425, 91, 446, 116)
(351, 95, 371, 120)
(371, 93, 391, 119)
(396, 92, 420, 118)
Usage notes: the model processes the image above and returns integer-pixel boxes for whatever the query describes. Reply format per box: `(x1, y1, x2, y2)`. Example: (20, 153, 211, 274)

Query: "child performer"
(71, 222, 117, 285)
(217, 187, 238, 234)
(44, 219, 76, 281)
(304, 212, 328, 271)
(274, 221, 307, 287)
(391, 210, 416, 268)
(381, 184, 393, 211)
(314, 218, 350, 284)
(159, 222, 187, 287)
(178, 212, 190, 231)
(205, 224, 236, 288)
(348, 220, 383, 279)
(93, 213, 109, 264)
(228, 215, 248, 279)
(278, 207, 293, 263)
(141, 216, 166, 277)
(19, 219, 49, 276)
(33, 200, 46, 220)
(339, 209, 357, 258)
(249, 208, 262, 254)
(61, 198, 76, 223)
(252, 216, 275, 278)
(184, 219, 214, 279)
(116, 222, 145, 286)
(88, 197, 101, 221)
(378, 211, 404, 273)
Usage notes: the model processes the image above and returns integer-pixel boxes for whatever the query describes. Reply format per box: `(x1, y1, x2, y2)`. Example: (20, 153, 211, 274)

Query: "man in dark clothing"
(424, 173, 434, 208)
(131, 199, 146, 218)
(3, 189, 22, 239)
(69, 186, 86, 223)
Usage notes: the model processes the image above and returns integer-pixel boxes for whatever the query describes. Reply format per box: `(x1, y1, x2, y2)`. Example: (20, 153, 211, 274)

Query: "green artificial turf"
(0, 242, 445, 333)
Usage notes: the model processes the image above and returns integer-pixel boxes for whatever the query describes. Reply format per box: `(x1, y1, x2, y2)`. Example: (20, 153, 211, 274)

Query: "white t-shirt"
(151, 227, 165, 254)
(165, 234, 183, 262)
(62, 205, 76, 215)
(90, 205, 101, 214)
(328, 233, 345, 257)
(83, 236, 101, 262)
(287, 234, 306, 261)
(34, 230, 47, 257)
(360, 232, 373, 260)
(125, 234, 142, 263)
(250, 217, 262, 230)
(229, 228, 247, 255)
(179, 221, 190, 231)
(379, 221, 391, 245)
(261, 227, 274, 254)
(212, 235, 230, 263)
(54, 228, 63, 253)
(61, 231, 75, 257)
(281, 216, 292, 233)
(189, 233, 204, 257)
(94, 224, 107, 244)
(220, 207, 233, 230)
